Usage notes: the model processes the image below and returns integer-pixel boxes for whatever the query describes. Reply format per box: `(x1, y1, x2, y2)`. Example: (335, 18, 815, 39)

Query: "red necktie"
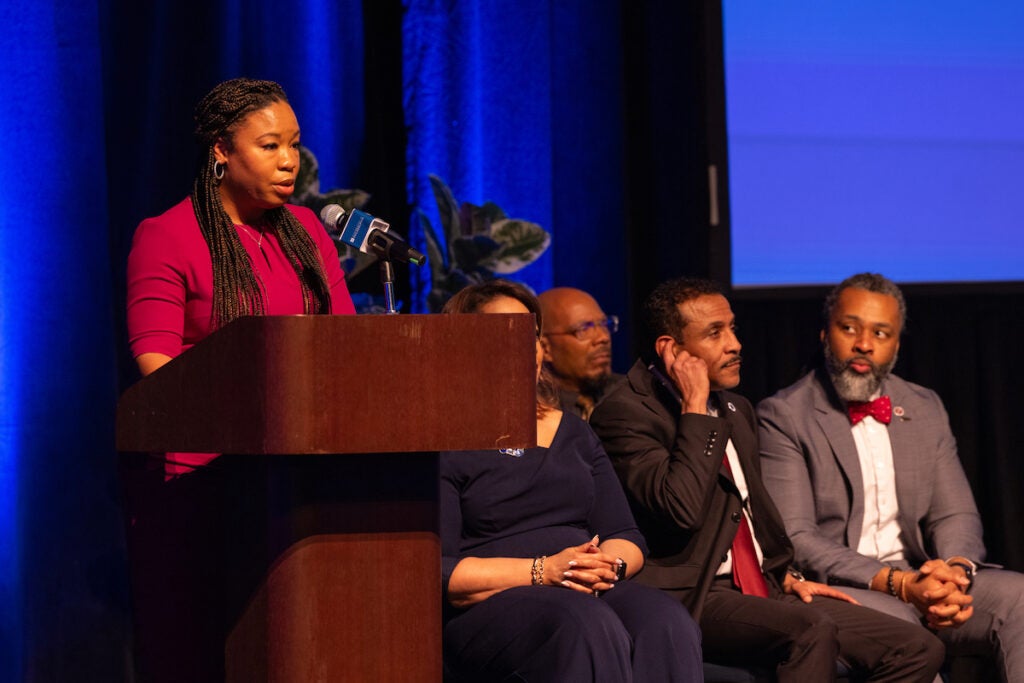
(847, 396, 892, 425)
(722, 456, 770, 597)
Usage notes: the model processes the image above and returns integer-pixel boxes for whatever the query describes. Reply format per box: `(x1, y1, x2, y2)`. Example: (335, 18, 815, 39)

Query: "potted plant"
(417, 174, 551, 312)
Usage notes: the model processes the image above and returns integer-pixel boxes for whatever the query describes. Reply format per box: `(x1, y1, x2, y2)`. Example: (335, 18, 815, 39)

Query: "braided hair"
(192, 77, 332, 329)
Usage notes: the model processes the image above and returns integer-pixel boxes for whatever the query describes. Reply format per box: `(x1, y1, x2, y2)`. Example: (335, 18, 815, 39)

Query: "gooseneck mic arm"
(366, 230, 425, 266)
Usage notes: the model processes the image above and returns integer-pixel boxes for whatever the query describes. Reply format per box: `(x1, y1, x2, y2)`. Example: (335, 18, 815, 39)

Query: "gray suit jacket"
(756, 368, 985, 588)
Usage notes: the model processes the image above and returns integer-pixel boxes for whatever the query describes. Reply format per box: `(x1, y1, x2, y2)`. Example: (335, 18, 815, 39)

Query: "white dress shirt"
(851, 407, 906, 564)
(709, 406, 767, 575)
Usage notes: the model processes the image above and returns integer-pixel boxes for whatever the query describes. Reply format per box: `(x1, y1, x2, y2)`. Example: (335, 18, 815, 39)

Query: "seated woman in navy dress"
(441, 280, 703, 682)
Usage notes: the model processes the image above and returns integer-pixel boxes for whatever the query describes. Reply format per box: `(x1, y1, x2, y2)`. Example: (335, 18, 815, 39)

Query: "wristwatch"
(594, 560, 628, 598)
(948, 559, 976, 592)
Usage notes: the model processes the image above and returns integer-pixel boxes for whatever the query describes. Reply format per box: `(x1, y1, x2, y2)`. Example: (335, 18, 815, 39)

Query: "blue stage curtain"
(402, 0, 628, 321)
(2, 0, 367, 678)
(0, 0, 129, 678)
(402, 0, 556, 306)
(1, 1, 632, 678)
(103, 0, 366, 290)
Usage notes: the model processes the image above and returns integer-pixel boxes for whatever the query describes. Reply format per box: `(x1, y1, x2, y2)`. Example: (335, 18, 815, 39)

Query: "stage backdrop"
(2, 0, 639, 678)
(0, 2, 127, 679)
(3, 1, 1020, 680)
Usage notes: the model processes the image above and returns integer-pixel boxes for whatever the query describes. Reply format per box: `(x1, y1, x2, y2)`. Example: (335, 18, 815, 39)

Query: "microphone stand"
(378, 257, 399, 314)
(367, 230, 424, 315)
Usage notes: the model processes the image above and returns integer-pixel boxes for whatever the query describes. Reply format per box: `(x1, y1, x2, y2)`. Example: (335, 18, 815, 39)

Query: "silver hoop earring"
(213, 161, 225, 180)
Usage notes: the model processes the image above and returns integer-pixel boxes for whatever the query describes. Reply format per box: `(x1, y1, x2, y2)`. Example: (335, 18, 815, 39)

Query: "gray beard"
(824, 343, 897, 403)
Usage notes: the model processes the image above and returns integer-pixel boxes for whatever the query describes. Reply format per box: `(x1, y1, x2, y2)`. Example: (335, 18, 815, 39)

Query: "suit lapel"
(720, 392, 792, 570)
(628, 360, 684, 443)
(883, 380, 927, 559)
(812, 373, 867, 546)
(721, 395, 755, 474)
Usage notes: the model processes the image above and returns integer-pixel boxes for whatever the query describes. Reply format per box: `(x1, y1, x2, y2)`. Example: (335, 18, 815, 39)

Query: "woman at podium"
(126, 77, 356, 476)
(440, 280, 702, 681)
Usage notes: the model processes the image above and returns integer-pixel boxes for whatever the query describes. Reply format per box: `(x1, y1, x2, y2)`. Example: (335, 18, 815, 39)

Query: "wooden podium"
(117, 314, 537, 682)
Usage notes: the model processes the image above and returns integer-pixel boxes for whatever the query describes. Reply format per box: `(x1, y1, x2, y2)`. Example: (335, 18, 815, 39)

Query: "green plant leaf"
(428, 174, 462, 263)
(464, 202, 487, 236)
(481, 219, 552, 274)
(452, 234, 501, 269)
(299, 188, 371, 217)
(415, 208, 449, 287)
(480, 201, 507, 222)
(291, 146, 371, 216)
(294, 145, 321, 201)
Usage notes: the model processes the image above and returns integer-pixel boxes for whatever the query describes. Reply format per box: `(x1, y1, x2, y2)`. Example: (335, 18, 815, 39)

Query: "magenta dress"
(127, 197, 356, 474)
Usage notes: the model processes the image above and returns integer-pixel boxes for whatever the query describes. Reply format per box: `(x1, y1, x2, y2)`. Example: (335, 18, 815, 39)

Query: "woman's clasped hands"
(544, 535, 623, 595)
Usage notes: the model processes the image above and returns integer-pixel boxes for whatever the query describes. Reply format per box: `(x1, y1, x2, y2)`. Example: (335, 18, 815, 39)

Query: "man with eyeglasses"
(538, 287, 624, 421)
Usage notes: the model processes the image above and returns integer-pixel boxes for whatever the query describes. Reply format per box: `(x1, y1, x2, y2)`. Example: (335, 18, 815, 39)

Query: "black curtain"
(619, 0, 1024, 572)
(730, 287, 1024, 571)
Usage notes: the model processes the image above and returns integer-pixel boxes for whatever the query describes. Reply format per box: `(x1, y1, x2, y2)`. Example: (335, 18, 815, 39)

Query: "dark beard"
(824, 343, 897, 403)
(578, 372, 611, 398)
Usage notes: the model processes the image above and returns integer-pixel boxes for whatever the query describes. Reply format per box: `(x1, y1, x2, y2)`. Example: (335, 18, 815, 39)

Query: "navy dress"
(441, 414, 702, 682)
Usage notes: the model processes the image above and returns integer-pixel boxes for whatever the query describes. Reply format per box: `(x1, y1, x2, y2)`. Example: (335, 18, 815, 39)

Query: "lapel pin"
(727, 401, 736, 412)
(893, 406, 905, 419)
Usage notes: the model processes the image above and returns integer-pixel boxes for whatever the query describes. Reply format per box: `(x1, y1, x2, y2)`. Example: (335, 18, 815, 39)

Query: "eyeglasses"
(546, 315, 619, 341)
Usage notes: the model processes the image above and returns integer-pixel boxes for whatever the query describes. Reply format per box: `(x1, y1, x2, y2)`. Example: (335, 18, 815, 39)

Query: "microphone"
(319, 204, 425, 266)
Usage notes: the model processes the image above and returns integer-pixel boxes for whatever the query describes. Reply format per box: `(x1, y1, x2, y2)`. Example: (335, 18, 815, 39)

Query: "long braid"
(192, 77, 332, 329)
(265, 207, 332, 314)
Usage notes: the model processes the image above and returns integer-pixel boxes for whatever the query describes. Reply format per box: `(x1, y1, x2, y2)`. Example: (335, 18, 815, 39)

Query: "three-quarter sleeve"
(581, 424, 648, 554)
(126, 211, 194, 359)
(439, 454, 465, 597)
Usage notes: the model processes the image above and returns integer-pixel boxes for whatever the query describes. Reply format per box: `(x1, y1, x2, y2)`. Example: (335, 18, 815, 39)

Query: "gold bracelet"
(898, 571, 908, 602)
(531, 556, 546, 586)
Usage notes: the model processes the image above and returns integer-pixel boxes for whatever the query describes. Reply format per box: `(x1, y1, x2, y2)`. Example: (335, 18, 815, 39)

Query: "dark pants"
(444, 580, 703, 682)
(697, 577, 944, 683)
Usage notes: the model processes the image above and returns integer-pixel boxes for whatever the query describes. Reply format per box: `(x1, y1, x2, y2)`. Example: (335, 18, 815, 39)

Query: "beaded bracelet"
(886, 566, 898, 597)
(531, 556, 546, 586)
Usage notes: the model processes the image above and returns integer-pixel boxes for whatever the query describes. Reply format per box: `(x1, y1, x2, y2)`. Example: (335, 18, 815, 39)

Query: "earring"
(213, 161, 225, 180)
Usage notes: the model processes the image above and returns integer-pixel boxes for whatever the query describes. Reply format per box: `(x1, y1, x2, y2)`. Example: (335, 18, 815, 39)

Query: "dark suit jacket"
(590, 359, 794, 620)
(557, 372, 626, 420)
(757, 368, 987, 587)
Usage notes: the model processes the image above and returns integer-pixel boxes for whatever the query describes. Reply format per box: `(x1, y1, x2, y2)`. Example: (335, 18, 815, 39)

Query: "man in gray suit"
(592, 276, 943, 681)
(757, 272, 1024, 682)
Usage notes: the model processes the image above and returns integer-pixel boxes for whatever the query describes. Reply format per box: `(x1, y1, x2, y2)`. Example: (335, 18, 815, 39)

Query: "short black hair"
(822, 273, 907, 333)
(641, 277, 724, 358)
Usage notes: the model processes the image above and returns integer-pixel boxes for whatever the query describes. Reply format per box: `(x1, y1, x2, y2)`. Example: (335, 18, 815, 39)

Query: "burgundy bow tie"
(847, 396, 892, 425)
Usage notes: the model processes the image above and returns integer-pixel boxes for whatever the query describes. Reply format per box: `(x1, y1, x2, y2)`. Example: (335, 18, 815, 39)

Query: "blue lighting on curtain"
(403, 0, 556, 309)
(216, 0, 365, 198)
(289, 0, 364, 188)
(0, 0, 117, 676)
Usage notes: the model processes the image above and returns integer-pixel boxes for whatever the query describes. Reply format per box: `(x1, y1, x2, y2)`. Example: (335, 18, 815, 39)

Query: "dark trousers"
(444, 580, 703, 682)
(697, 577, 944, 683)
